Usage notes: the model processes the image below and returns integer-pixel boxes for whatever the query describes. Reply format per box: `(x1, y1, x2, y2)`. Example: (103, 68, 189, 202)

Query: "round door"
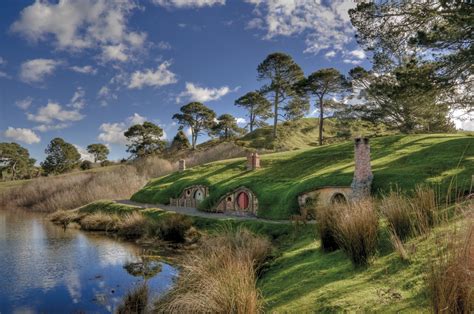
(194, 190, 205, 201)
(237, 192, 249, 210)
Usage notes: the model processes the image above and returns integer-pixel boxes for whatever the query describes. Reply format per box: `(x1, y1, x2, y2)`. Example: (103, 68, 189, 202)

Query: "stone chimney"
(246, 152, 261, 171)
(351, 137, 373, 200)
(178, 159, 186, 172)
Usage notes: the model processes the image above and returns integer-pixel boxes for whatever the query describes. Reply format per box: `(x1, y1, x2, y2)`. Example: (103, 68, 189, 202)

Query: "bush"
(100, 160, 111, 167)
(332, 200, 379, 267)
(117, 212, 149, 239)
(79, 212, 120, 232)
(315, 206, 339, 252)
(80, 160, 93, 170)
(116, 283, 149, 314)
(428, 221, 473, 313)
(156, 228, 272, 313)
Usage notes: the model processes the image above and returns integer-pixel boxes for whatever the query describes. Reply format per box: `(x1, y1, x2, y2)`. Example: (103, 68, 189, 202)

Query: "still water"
(0, 210, 178, 313)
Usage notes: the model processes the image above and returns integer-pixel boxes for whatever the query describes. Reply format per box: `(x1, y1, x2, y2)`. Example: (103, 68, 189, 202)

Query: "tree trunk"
(319, 97, 324, 146)
(273, 91, 279, 139)
(192, 130, 197, 150)
(249, 108, 254, 133)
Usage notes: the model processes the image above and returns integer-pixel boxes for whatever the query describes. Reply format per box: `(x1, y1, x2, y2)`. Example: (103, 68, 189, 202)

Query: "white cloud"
(127, 113, 147, 125)
(325, 50, 337, 59)
(128, 61, 178, 89)
(176, 82, 234, 103)
(16, 97, 33, 110)
(245, 0, 356, 55)
(152, 0, 225, 8)
(34, 123, 69, 132)
(20, 58, 62, 83)
(69, 87, 86, 109)
(343, 59, 362, 65)
(157, 41, 172, 50)
(98, 122, 128, 145)
(27, 102, 84, 124)
(3, 127, 40, 144)
(349, 48, 366, 60)
(236, 117, 247, 125)
(74, 144, 95, 161)
(70, 65, 97, 75)
(101, 44, 129, 62)
(0, 57, 5, 65)
(11, 0, 144, 61)
(98, 113, 148, 145)
(0, 71, 9, 79)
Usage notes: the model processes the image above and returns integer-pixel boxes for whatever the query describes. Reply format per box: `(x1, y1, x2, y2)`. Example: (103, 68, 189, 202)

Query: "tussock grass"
(315, 205, 339, 252)
(381, 190, 414, 241)
(156, 228, 272, 313)
(154, 214, 193, 243)
(80, 212, 120, 232)
(428, 218, 473, 313)
(116, 283, 149, 314)
(117, 211, 150, 240)
(332, 199, 379, 267)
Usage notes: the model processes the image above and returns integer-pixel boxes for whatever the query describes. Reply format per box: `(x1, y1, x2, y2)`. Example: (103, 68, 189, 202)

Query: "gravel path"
(115, 199, 295, 224)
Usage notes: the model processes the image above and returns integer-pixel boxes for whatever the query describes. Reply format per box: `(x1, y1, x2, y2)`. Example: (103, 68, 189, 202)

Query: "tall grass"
(156, 228, 272, 313)
(186, 142, 248, 167)
(332, 199, 379, 267)
(428, 218, 473, 313)
(116, 283, 149, 314)
(315, 205, 339, 252)
(381, 186, 441, 242)
(0, 156, 177, 212)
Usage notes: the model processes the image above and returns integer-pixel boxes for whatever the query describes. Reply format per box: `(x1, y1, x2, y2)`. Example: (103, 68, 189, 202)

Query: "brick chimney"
(246, 152, 261, 171)
(351, 137, 373, 200)
(178, 159, 186, 172)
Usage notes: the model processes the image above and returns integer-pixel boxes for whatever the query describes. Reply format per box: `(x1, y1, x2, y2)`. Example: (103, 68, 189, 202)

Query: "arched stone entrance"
(214, 187, 258, 216)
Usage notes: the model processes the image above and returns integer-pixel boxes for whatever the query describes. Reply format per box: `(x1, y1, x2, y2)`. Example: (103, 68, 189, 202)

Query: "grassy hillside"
(237, 117, 393, 150)
(132, 134, 473, 219)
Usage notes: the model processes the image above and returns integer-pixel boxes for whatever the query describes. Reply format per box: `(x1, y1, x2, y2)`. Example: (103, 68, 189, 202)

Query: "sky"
(0, 0, 471, 163)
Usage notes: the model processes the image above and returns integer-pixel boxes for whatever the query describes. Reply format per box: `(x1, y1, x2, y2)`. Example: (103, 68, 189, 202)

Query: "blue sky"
(1, 0, 466, 163)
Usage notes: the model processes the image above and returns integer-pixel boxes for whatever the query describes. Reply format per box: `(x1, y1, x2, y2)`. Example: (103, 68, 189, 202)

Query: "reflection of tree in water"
(123, 257, 162, 280)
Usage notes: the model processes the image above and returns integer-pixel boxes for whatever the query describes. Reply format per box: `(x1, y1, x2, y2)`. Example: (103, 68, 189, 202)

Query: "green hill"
(132, 134, 474, 219)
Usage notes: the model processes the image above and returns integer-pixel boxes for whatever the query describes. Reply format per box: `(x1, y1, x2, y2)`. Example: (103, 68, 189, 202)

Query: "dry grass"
(186, 142, 248, 167)
(116, 283, 149, 314)
(132, 156, 175, 178)
(428, 218, 473, 313)
(0, 166, 147, 212)
(381, 186, 441, 243)
(155, 228, 272, 314)
(117, 211, 150, 240)
(80, 212, 120, 232)
(154, 214, 193, 243)
(331, 199, 379, 267)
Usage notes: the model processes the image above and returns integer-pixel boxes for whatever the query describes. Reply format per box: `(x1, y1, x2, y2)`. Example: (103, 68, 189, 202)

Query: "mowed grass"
(132, 134, 474, 219)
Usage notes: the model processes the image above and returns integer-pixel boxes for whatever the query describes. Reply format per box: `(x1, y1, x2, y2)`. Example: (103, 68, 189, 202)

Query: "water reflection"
(0, 210, 177, 313)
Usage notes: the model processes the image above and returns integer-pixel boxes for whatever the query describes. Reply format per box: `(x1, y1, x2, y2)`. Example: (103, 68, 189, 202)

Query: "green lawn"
(132, 134, 474, 219)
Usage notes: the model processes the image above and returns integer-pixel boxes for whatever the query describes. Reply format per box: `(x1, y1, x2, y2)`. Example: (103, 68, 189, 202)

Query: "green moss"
(132, 134, 473, 219)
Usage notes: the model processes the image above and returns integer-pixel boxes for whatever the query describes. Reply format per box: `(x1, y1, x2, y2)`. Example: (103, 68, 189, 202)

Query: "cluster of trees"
(3, 1, 471, 179)
(0, 139, 111, 180)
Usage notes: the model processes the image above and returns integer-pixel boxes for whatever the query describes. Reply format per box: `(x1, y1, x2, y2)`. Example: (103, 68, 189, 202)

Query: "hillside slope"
(132, 134, 474, 219)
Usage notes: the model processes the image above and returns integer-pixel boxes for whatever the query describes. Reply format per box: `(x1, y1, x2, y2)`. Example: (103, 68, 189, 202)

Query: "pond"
(0, 209, 178, 313)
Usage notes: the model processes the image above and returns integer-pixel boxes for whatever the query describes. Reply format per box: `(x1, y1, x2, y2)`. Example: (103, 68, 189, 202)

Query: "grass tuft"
(116, 283, 149, 314)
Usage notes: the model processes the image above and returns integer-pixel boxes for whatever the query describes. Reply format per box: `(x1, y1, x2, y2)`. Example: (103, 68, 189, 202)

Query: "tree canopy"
(211, 114, 246, 140)
(234, 91, 272, 132)
(41, 138, 81, 175)
(257, 52, 305, 138)
(297, 68, 349, 145)
(170, 127, 191, 151)
(0, 142, 36, 180)
(124, 121, 166, 158)
(86, 143, 109, 163)
(172, 102, 216, 149)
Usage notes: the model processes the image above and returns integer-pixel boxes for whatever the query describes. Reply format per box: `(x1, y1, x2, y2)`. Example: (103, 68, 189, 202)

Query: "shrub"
(332, 200, 379, 267)
(381, 191, 413, 241)
(116, 283, 149, 314)
(156, 228, 272, 313)
(428, 221, 473, 313)
(80, 160, 93, 170)
(100, 160, 111, 167)
(315, 205, 339, 252)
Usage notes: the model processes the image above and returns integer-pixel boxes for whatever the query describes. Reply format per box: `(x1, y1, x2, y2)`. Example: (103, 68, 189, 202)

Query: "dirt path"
(115, 199, 296, 224)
